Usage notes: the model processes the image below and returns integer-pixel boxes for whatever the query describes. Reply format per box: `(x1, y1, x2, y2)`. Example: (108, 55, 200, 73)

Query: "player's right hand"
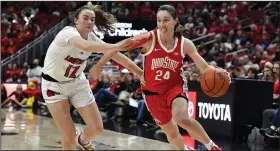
(116, 38, 138, 51)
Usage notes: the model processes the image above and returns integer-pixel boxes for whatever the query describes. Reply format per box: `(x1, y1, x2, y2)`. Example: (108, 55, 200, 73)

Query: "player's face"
(75, 9, 95, 32)
(273, 63, 279, 74)
(157, 10, 177, 34)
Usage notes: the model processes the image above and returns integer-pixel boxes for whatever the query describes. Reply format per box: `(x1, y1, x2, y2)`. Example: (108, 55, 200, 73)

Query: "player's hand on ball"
(214, 66, 231, 83)
(89, 65, 102, 81)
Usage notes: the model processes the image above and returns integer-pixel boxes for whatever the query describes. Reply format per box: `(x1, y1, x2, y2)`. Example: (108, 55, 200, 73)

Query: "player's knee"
(174, 115, 193, 127)
(165, 130, 180, 140)
(88, 122, 103, 136)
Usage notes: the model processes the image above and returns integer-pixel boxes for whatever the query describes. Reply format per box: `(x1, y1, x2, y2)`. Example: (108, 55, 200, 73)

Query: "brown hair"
(74, 4, 117, 33)
(157, 5, 190, 38)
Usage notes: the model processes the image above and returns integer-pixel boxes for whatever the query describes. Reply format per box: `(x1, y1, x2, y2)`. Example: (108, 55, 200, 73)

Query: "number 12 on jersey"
(64, 65, 80, 78)
(155, 70, 170, 80)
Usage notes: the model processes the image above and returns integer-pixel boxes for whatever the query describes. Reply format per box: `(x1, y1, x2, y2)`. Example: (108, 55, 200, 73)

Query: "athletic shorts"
(142, 85, 188, 126)
(41, 77, 94, 108)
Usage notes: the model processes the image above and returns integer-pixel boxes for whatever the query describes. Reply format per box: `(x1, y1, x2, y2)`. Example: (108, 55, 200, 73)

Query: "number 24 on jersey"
(155, 70, 170, 80)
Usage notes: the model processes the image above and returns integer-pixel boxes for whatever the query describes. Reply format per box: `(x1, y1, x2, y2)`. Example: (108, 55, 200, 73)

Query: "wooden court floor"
(1, 108, 175, 150)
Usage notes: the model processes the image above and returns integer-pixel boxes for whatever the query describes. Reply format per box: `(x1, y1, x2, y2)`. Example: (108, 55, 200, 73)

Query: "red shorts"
(143, 85, 188, 125)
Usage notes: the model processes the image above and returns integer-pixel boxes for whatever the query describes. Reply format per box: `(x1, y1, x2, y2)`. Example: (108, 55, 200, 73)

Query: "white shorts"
(41, 78, 94, 108)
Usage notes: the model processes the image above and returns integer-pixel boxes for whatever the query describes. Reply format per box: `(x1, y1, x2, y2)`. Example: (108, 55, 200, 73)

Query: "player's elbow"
(83, 42, 93, 52)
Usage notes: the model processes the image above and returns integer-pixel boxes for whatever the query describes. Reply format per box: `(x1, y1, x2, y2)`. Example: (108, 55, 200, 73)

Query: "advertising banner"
(94, 19, 156, 43)
(196, 91, 233, 136)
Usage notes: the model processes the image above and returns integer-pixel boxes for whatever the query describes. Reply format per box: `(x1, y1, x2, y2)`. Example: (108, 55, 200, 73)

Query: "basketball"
(200, 67, 231, 97)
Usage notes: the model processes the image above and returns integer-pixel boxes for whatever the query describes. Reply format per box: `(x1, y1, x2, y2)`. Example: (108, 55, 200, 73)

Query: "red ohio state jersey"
(142, 29, 188, 94)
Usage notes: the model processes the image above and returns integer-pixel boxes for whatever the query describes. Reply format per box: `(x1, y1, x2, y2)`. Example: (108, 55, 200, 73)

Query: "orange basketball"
(200, 67, 231, 97)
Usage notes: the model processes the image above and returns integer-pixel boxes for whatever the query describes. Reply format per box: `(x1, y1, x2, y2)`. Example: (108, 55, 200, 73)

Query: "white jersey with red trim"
(42, 26, 101, 81)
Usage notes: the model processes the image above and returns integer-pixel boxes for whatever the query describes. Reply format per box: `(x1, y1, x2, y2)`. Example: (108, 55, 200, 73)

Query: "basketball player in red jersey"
(93, 5, 227, 150)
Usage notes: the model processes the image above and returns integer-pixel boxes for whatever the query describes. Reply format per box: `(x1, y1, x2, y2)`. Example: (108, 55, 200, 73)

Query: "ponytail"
(91, 5, 117, 34)
(73, 3, 117, 34)
(174, 22, 190, 38)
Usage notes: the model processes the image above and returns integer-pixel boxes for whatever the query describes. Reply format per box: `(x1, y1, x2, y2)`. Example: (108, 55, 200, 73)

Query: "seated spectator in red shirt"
(207, 21, 221, 34)
(227, 7, 237, 22)
(272, 62, 279, 100)
(264, 18, 276, 33)
(6, 40, 17, 55)
(6, 63, 21, 80)
(1, 85, 29, 107)
(140, 2, 153, 20)
(196, 22, 207, 37)
(127, 2, 140, 20)
(176, 3, 185, 17)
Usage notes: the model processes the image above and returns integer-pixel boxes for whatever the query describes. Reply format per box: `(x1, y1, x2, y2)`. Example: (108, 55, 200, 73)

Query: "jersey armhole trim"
(141, 31, 155, 56)
(180, 36, 185, 58)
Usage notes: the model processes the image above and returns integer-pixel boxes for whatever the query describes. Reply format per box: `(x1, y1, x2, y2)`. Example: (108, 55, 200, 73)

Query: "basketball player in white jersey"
(41, 4, 143, 150)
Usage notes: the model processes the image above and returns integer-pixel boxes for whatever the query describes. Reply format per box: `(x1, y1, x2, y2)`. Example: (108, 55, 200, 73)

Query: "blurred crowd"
(1, 1, 84, 60)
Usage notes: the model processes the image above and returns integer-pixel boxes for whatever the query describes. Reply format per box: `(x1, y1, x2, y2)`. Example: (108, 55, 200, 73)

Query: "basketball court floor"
(1, 107, 279, 150)
(1, 108, 174, 150)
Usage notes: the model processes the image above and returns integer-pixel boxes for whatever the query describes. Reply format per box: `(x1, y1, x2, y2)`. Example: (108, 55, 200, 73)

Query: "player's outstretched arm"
(111, 52, 143, 77)
(89, 51, 143, 80)
(123, 32, 152, 51)
(89, 38, 145, 80)
(68, 36, 135, 53)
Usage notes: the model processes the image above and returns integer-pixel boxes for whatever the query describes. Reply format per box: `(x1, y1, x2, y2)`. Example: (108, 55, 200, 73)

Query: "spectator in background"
(6, 40, 17, 56)
(127, 2, 140, 20)
(272, 62, 279, 101)
(91, 75, 112, 94)
(27, 59, 42, 83)
(116, 3, 129, 19)
(1, 84, 8, 103)
(1, 85, 28, 108)
(196, 22, 207, 37)
(245, 67, 258, 79)
(234, 29, 245, 46)
(130, 87, 147, 124)
(140, 2, 153, 20)
(184, 17, 194, 31)
(209, 43, 220, 57)
(260, 107, 280, 138)
(261, 65, 274, 81)
(264, 108, 280, 138)
(176, 3, 185, 19)
(6, 73, 20, 83)
(19, 62, 29, 82)
(6, 63, 20, 80)
(190, 72, 200, 81)
(260, 62, 280, 138)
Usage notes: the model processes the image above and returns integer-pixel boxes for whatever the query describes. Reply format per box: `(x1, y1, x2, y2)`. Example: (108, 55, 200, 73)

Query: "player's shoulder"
(88, 31, 102, 42)
(62, 26, 77, 31)
(182, 37, 193, 44)
(56, 26, 80, 39)
(182, 37, 196, 48)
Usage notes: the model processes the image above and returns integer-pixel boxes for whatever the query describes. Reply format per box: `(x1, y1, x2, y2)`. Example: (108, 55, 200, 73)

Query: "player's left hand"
(215, 66, 231, 83)
(89, 65, 102, 81)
